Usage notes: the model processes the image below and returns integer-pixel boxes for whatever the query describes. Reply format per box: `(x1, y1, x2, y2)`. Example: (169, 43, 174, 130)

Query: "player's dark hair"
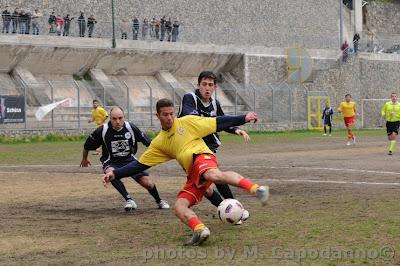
(345, 94, 351, 98)
(156, 98, 174, 113)
(391, 92, 397, 96)
(198, 71, 217, 85)
(93, 99, 99, 104)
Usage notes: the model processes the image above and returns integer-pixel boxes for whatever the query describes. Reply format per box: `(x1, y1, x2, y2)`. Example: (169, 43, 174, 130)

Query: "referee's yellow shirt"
(381, 101, 400, 122)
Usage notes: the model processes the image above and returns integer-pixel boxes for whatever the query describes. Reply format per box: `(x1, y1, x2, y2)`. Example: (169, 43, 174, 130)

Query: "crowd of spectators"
(1, 6, 180, 42)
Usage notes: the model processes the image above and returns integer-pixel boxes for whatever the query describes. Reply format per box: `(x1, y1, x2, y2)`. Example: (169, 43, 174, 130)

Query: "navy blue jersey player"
(322, 103, 334, 136)
(178, 70, 250, 224)
(80, 107, 169, 211)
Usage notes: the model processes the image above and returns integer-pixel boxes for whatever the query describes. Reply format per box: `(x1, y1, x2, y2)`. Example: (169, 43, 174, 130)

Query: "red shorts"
(344, 116, 355, 127)
(177, 154, 218, 207)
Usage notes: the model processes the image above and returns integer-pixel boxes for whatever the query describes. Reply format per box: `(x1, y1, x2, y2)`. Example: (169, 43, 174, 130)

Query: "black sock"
(205, 190, 224, 207)
(324, 126, 327, 134)
(215, 183, 234, 199)
(111, 179, 131, 201)
(147, 185, 162, 203)
(329, 127, 332, 134)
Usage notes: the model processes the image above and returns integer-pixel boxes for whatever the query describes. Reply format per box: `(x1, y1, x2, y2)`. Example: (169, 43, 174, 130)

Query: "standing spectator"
(48, 11, 56, 33)
(322, 102, 333, 136)
(11, 7, 19, 34)
(62, 14, 73, 36)
(77, 11, 85, 37)
(55, 14, 64, 36)
(18, 10, 27, 34)
(165, 17, 172, 41)
(119, 18, 129, 39)
(353, 33, 360, 54)
(142, 17, 149, 40)
(159, 16, 166, 41)
(341, 40, 349, 62)
(2, 6, 11, 34)
(172, 18, 180, 42)
(25, 11, 31, 34)
(132, 16, 139, 40)
(154, 18, 160, 39)
(150, 17, 156, 38)
(87, 14, 97, 38)
(31, 9, 42, 35)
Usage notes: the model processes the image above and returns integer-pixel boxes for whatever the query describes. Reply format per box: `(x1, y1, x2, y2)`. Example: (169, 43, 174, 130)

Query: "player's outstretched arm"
(216, 112, 258, 131)
(80, 149, 91, 167)
(103, 160, 151, 185)
(235, 128, 250, 141)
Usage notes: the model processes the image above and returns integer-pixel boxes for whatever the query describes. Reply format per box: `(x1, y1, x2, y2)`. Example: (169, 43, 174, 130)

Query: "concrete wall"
(365, 1, 400, 34)
(5, 0, 339, 49)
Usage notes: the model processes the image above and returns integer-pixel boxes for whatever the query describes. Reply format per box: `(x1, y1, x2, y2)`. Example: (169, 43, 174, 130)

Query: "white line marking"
(265, 178, 400, 186)
(224, 165, 400, 176)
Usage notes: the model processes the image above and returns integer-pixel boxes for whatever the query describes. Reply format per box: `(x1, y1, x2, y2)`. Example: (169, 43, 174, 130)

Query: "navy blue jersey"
(322, 107, 333, 123)
(178, 89, 237, 152)
(84, 121, 151, 165)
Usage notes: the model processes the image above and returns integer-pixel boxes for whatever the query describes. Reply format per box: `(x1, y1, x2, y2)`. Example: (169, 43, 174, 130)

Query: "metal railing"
(0, 79, 309, 131)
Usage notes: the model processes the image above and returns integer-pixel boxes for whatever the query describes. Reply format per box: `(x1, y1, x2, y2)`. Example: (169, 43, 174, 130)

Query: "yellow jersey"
(139, 115, 216, 174)
(338, 101, 356, 117)
(91, 106, 108, 127)
(381, 101, 400, 122)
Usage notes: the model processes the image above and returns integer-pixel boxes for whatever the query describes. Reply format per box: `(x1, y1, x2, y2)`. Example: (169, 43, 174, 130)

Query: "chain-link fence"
(0, 78, 310, 131)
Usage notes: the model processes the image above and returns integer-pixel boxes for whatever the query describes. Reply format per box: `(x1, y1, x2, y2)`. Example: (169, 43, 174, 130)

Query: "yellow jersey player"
(89, 99, 108, 128)
(102, 98, 269, 246)
(89, 99, 108, 154)
(338, 94, 357, 146)
(381, 93, 400, 155)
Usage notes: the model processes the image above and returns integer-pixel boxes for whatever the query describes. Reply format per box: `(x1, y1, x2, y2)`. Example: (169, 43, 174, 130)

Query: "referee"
(381, 93, 400, 155)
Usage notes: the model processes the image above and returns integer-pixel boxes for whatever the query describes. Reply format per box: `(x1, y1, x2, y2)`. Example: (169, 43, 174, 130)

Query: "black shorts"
(323, 119, 332, 127)
(386, 121, 400, 135)
(103, 160, 149, 181)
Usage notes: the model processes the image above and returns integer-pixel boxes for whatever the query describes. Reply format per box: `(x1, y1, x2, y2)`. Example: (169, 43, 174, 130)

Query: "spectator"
(160, 16, 166, 41)
(353, 33, 360, 54)
(48, 11, 56, 33)
(142, 17, 149, 39)
(31, 9, 42, 35)
(150, 17, 156, 38)
(18, 10, 27, 34)
(55, 14, 64, 36)
(87, 14, 97, 38)
(77, 11, 86, 37)
(2, 6, 11, 34)
(166, 17, 172, 42)
(132, 16, 139, 40)
(341, 40, 349, 62)
(63, 14, 73, 36)
(11, 7, 19, 34)
(120, 18, 129, 39)
(154, 18, 160, 39)
(172, 18, 180, 42)
(25, 11, 31, 34)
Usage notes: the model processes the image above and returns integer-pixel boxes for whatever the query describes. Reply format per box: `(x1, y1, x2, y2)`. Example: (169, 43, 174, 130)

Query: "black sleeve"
(216, 100, 238, 134)
(131, 123, 152, 147)
(114, 160, 151, 179)
(178, 93, 199, 117)
(216, 115, 246, 131)
(83, 127, 103, 150)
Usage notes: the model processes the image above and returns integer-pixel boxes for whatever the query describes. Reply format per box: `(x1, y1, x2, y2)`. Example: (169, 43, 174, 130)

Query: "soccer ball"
(217, 199, 244, 224)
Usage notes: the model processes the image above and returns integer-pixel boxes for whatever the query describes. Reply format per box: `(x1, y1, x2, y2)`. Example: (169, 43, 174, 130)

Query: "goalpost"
(361, 99, 389, 129)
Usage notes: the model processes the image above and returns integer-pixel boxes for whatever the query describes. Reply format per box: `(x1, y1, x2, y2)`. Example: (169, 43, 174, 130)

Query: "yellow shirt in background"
(381, 101, 400, 122)
(91, 106, 108, 127)
(139, 115, 217, 174)
(338, 101, 356, 117)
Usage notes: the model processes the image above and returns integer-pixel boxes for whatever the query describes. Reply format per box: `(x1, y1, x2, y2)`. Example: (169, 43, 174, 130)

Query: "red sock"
(188, 216, 205, 231)
(238, 178, 259, 194)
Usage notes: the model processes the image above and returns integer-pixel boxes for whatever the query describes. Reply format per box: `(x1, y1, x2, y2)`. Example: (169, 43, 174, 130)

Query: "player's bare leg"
(388, 132, 397, 155)
(346, 125, 355, 145)
(174, 198, 210, 245)
(203, 168, 269, 205)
